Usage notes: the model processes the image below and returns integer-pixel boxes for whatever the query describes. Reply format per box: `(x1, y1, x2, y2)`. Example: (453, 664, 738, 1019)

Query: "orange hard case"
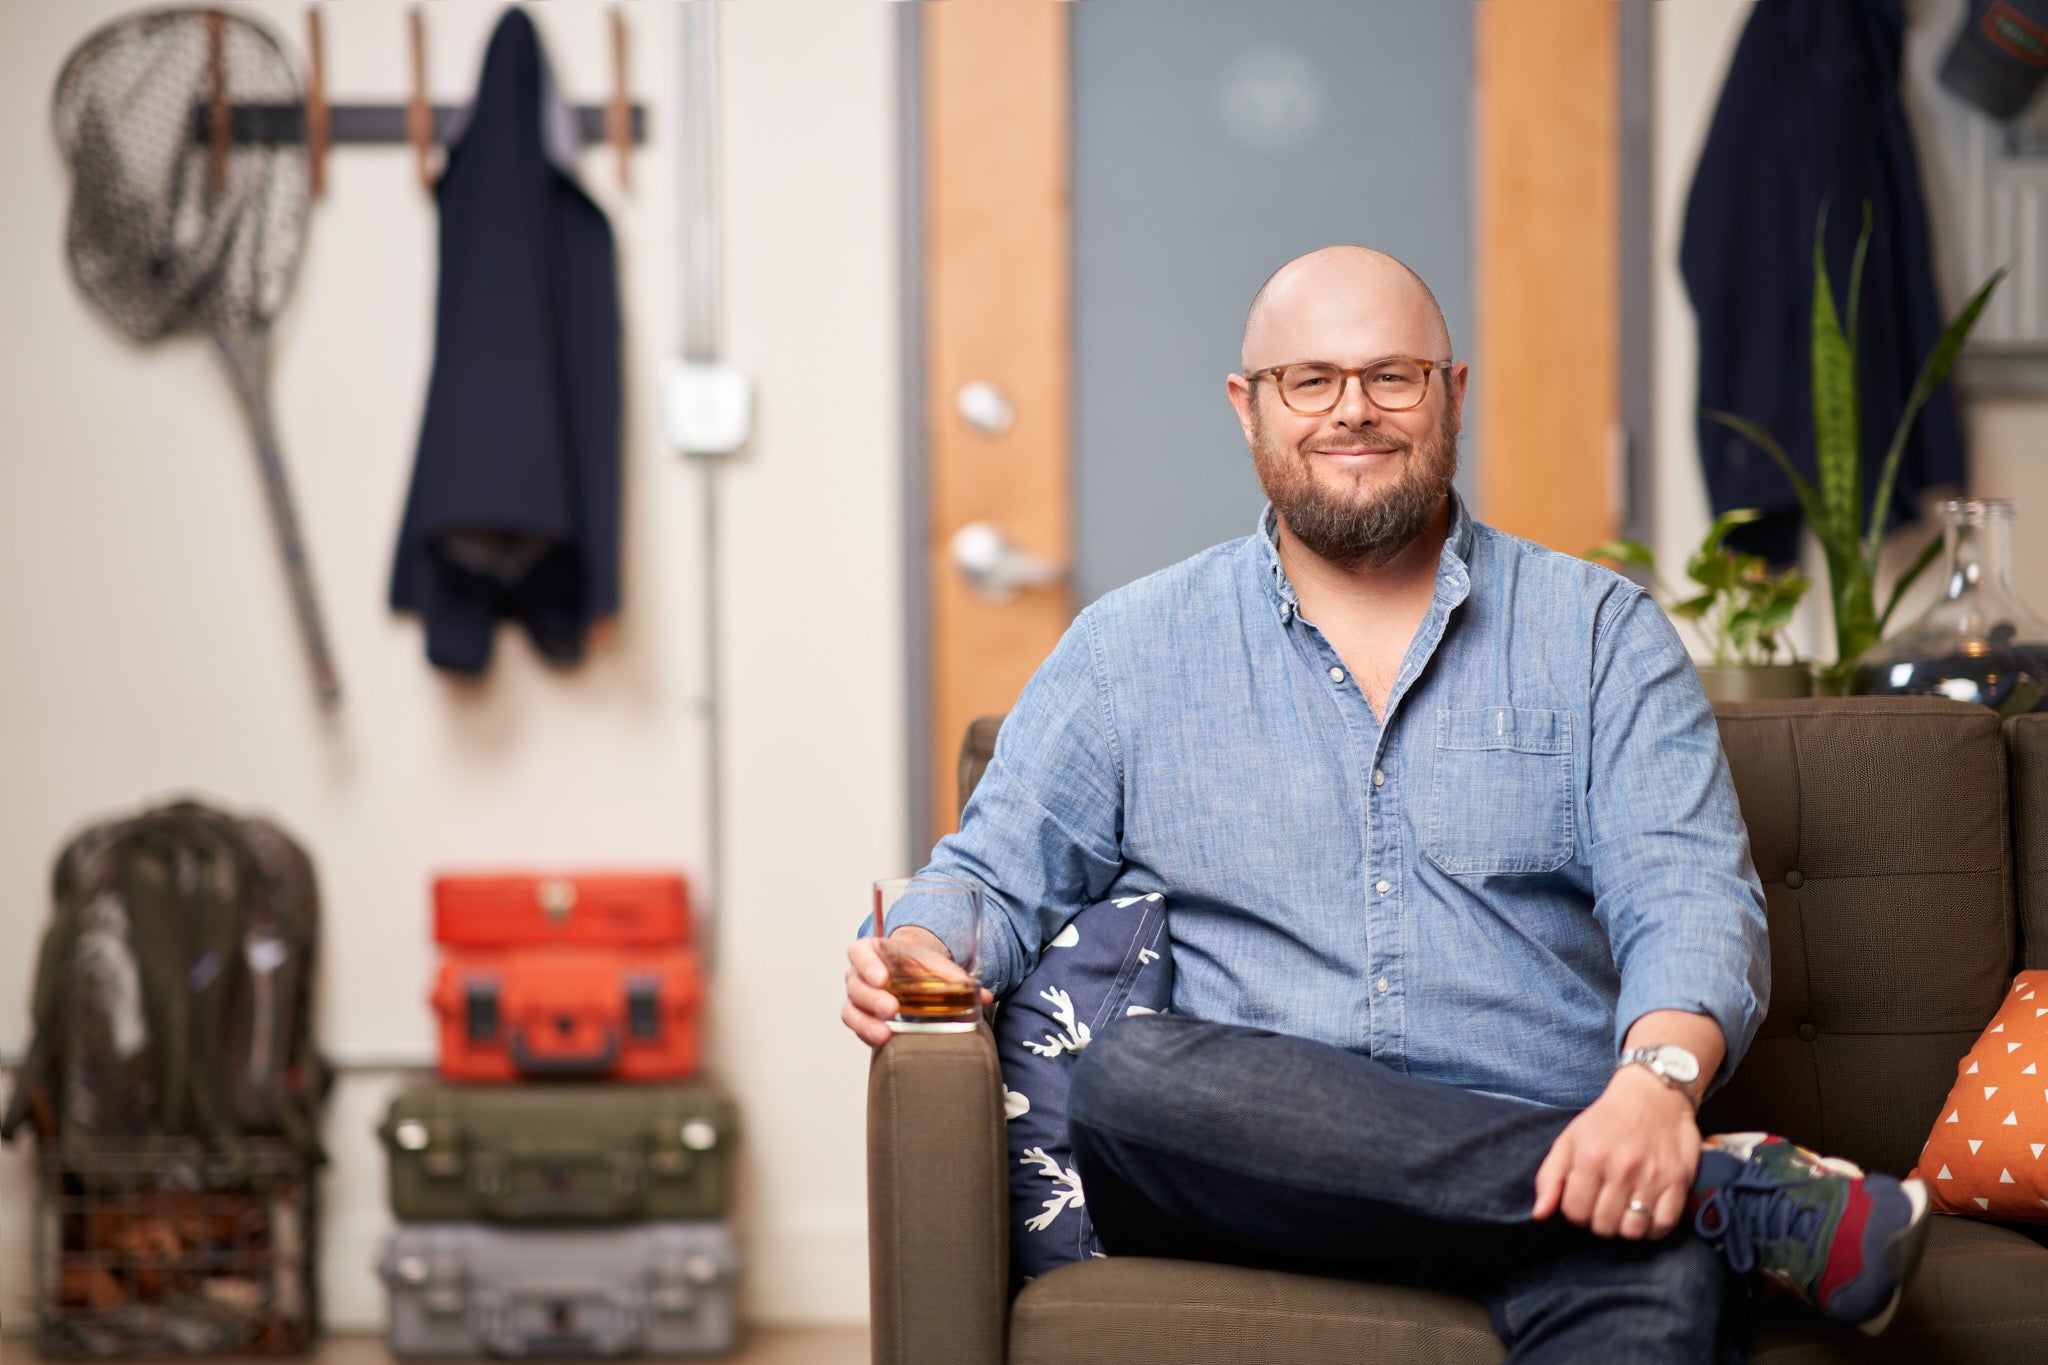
(429, 872, 701, 1081)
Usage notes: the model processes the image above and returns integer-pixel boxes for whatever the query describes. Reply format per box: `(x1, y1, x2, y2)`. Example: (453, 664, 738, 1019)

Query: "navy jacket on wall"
(390, 8, 621, 674)
(1681, 0, 1964, 567)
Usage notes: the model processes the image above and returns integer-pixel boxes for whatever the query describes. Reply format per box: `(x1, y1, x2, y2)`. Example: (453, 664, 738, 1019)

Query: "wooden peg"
(407, 3, 433, 190)
(206, 8, 231, 197)
(306, 4, 330, 196)
(608, 4, 632, 192)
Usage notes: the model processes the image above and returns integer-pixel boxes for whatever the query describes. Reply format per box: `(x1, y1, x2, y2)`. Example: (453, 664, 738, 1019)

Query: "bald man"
(845, 248, 1928, 1360)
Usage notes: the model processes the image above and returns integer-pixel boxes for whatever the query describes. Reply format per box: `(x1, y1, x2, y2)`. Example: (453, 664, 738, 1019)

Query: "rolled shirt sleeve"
(1585, 588, 1771, 1089)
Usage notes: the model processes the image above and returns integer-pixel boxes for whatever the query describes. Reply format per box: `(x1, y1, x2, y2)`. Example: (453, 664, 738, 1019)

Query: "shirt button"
(1373, 769, 1386, 788)
(1376, 977, 1389, 994)
(1376, 879, 1391, 895)
(1329, 666, 1346, 683)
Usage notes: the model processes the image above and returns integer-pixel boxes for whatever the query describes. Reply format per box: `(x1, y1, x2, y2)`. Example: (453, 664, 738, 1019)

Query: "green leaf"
(1876, 530, 1945, 635)
(2001, 676, 2045, 719)
(1701, 410, 1825, 533)
(1699, 508, 1763, 557)
(1686, 550, 1737, 593)
(1809, 204, 1862, 573)
(1583, 539, 1656, 570)
(1844, 199, 1873, 369)
(1862, 264, 2008, 570)
(1728, 552, 1773, 586)
(1831, 548, 1880, 671)
(1669, 593, 1714, 620)
(1755, 595, 1799, 637)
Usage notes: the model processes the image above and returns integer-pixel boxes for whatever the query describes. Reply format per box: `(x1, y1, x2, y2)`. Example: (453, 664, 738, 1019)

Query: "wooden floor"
(0, 1330, 869, 1365)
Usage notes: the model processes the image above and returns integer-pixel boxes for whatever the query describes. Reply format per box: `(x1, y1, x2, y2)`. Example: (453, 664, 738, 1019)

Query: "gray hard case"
(379, 1222, 738, 1358)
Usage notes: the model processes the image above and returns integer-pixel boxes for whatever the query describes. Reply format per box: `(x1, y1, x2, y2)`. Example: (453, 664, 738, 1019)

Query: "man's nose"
(1330, 373, 1378, 427)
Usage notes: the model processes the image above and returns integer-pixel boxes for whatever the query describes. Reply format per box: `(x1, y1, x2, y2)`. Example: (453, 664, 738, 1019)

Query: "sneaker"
(1691, 1132, 1931, 1337)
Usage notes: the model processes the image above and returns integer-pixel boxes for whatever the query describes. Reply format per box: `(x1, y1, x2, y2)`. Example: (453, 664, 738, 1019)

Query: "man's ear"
(1446, 361, 1470, 425)
(1225, 373, 1257, 447)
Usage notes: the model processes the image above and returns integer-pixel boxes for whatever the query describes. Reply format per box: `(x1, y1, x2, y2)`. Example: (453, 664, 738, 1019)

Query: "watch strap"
(1615, 1046, 1702, 1107)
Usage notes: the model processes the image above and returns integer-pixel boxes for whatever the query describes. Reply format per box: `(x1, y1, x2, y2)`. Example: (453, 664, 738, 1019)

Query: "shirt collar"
(1254, 490, 1475, 621)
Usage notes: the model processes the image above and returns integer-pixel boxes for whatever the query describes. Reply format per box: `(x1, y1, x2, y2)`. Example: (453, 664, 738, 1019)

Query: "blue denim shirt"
(898, 495, 1769, 1110)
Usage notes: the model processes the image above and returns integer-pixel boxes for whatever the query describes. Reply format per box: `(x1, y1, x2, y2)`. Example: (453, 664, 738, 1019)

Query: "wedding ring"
(1626, 1199, 1649, 1216)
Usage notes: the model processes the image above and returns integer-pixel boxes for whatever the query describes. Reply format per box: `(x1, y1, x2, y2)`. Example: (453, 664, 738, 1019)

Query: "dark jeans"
(1067, 1014, 1740, 1364)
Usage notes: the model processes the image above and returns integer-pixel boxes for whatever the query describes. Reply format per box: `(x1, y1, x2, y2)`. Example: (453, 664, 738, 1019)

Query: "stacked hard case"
(431, 873, 704, 1082)
(378, 873, 740, 1358)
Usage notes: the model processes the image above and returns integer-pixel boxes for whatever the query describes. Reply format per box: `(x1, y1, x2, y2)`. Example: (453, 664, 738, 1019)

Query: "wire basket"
(34, 1140, 317, 1357)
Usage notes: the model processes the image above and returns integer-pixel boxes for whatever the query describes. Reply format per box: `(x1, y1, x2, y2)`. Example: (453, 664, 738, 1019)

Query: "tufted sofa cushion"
(2002, 712, 2048, 970)
(1700, 699, 2014, 1178)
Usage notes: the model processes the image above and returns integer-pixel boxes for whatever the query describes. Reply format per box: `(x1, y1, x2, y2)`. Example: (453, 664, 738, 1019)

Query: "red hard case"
(431, 946, 702, 1082)
(434, 873, 690, 948)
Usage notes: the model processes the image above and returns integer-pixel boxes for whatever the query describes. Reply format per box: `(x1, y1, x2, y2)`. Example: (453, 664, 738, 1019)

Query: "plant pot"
(1695, 663, 1814, 702)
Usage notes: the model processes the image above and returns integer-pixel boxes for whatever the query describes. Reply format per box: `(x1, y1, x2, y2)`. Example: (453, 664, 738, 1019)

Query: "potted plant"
(1588, 508, 1813, 701)
(1703, 202, 2007, 694)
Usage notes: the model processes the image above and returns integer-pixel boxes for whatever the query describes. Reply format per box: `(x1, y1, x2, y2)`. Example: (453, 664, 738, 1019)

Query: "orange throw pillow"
(1910, 969, 2048, 1220)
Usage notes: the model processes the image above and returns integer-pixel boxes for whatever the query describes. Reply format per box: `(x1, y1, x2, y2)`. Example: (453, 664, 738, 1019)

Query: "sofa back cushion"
(2003, 713, 2048, 971)
(1703, 698, 2014, 1177)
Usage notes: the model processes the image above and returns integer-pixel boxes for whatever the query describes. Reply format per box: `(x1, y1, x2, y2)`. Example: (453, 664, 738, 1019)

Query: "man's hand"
(1531, 1064, 1701, 1239)
(841, 926, 994, 1048)
(1532, 1010, 1723, 1240)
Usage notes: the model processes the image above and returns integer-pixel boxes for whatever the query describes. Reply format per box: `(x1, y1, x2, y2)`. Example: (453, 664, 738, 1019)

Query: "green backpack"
(1, 800, 329, 1166)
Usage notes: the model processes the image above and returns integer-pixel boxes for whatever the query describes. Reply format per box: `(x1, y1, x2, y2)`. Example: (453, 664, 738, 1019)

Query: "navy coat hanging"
(1681, 0, 1964, 567)
(390, 7, 621, 673)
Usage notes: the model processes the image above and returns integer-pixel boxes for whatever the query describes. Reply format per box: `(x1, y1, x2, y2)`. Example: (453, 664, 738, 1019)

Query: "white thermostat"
(664, 359, 754, 457)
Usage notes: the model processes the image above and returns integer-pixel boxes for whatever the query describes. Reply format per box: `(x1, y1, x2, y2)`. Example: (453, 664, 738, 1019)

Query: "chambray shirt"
(898, 495, 1769, 1111)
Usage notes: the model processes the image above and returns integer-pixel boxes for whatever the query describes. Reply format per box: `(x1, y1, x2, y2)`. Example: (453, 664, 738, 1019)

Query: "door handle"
(951, 522, 1068, 601)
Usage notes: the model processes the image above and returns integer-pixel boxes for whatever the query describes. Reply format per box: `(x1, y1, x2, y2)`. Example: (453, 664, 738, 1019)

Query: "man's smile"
(1306, 442, 1401, 463)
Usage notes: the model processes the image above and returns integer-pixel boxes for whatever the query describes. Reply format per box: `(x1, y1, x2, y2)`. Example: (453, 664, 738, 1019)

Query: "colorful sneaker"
(1690, 1132, 1931, 1337)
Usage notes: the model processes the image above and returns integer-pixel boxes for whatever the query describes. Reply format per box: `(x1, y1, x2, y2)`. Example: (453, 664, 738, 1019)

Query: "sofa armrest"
(867, 1025, 1008, 1365)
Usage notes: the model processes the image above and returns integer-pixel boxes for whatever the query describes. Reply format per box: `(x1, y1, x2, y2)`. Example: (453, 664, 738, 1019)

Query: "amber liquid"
(889, 974, 979, 1023)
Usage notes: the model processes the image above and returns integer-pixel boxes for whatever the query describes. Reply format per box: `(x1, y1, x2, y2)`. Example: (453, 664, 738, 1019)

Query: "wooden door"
(913, 1, 1625, 852)
(1474, 0, 1622, 553)
(921, 3, 1074, 848)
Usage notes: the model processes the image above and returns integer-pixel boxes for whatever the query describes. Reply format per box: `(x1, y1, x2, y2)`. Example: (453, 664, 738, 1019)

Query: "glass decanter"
(1850, 498, 2048, 714)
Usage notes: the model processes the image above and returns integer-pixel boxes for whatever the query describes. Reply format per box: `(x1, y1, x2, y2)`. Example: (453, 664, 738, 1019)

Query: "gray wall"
(1070, 1, 1476, 604)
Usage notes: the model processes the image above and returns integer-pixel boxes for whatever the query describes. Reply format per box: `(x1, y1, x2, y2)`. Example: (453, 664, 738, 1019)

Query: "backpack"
(1, 799, 329, 1166)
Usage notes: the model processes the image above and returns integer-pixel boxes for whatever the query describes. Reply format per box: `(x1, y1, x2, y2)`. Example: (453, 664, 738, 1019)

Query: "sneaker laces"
(1694, 1163, 1825, 1276)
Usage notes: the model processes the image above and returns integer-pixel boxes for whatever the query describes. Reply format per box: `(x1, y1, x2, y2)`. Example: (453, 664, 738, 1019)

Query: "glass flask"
(1850, 498, 2048, 714)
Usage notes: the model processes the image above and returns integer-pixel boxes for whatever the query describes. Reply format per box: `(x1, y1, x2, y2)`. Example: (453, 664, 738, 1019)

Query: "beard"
(1250, 400, 1460, 571)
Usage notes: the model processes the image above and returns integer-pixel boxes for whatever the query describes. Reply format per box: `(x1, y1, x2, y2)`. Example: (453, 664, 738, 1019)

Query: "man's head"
(1226, 246, 1467, 570)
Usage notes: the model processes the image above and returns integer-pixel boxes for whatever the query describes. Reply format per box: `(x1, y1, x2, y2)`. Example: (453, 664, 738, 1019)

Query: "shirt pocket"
(1425, 706, 1575, 876)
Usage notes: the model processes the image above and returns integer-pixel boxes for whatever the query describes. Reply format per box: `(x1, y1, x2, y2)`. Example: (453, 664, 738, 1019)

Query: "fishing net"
(55, 7, 337, 706)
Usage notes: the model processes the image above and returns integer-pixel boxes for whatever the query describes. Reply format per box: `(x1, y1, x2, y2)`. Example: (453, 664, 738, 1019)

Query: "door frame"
(898, 2, 931, 872)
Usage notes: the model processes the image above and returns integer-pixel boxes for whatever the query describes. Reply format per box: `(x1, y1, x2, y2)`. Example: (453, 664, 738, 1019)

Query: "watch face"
(1653, 1045, 1700, 1085)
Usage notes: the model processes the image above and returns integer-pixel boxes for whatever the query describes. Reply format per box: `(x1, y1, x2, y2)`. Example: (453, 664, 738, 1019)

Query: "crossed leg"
(1067, 1014, 1734, 1364)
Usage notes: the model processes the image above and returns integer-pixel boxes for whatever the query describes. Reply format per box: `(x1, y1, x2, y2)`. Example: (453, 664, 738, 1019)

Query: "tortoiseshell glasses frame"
(1244, 357, 1455, 415)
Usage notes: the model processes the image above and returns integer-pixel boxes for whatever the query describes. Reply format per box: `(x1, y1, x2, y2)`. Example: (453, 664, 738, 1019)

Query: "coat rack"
(193, 5, 646, 194)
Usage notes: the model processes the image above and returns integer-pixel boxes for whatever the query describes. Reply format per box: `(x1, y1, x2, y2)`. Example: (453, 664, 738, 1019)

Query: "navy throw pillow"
(993, 893, 1171, 1287)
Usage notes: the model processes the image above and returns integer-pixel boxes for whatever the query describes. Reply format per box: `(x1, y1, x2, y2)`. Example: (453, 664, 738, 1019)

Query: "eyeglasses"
(1245, 357, 1454, 415)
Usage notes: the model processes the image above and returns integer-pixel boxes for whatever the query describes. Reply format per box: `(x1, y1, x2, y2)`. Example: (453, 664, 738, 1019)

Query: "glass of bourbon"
(872, 876, 985, 1032)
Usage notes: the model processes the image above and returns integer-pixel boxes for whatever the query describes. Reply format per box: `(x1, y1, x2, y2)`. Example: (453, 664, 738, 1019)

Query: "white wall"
(1651, 0, 2048, 653)
(0, 0, 897, 1332)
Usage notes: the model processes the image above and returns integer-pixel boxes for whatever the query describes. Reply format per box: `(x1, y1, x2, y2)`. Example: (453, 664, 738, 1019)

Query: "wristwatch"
(1615, 1043, 1702, 1106)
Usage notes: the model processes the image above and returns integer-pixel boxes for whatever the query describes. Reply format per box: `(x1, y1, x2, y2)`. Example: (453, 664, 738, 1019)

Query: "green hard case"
(378, 1081, 736, 1222)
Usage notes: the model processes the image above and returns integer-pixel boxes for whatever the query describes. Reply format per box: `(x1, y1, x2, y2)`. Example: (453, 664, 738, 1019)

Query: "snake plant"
(1703, 201, 2006, 694)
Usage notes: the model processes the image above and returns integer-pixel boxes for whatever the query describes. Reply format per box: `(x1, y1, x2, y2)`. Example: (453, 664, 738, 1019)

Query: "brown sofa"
(868, 697, 2048, 1362)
